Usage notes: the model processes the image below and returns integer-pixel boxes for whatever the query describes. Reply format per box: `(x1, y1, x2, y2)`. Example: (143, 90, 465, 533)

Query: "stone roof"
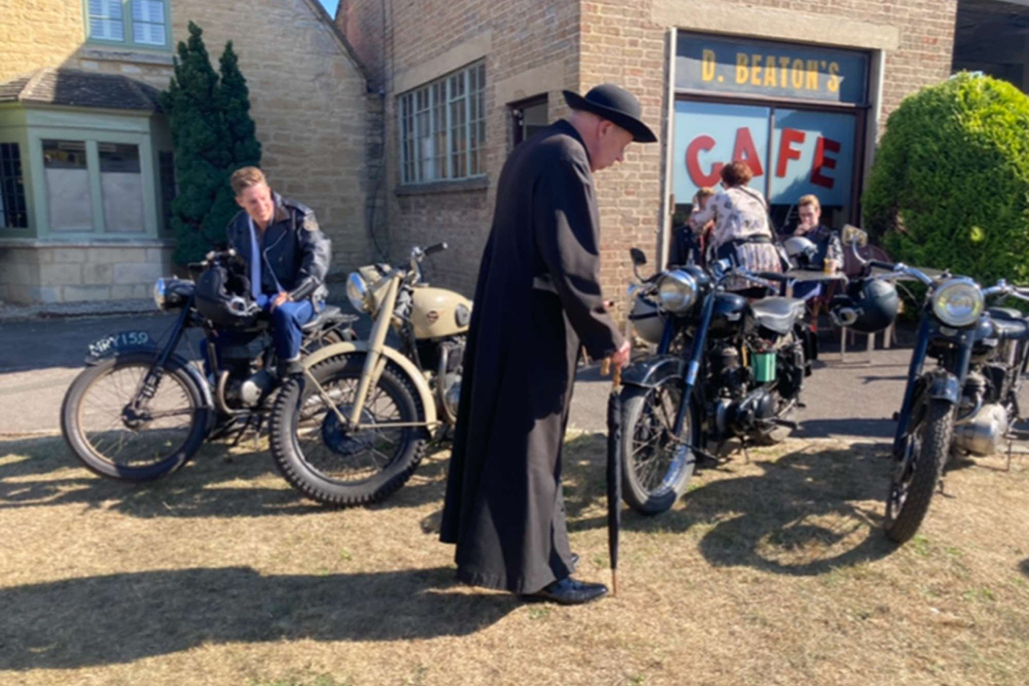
(0, 68, 162, 112)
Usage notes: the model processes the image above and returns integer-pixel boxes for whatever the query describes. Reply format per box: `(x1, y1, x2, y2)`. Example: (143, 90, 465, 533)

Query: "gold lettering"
(702, 49, 717, 81)
(764, 54, 777, 87)
(827, 62, 841, 92)
(750, 53, 763, 86)
(806, 59, 819, 90)
(791, 58, 804, 89)
(779, 56, 791, 87)
(736, 53, 749, 84)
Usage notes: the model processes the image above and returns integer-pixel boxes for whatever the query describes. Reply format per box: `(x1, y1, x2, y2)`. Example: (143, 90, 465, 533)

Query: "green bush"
(862, 72, 1029, 287)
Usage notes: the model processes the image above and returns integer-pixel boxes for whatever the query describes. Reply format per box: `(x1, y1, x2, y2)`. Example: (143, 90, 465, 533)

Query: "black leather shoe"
(523, 577, 608, 605)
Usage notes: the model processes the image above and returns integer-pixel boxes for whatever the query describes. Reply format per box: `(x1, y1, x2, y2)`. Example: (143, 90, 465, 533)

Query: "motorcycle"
(835, 227, 1029, 543)
(618, 248, 817, 514)
(268, 242, 470, 506)
(60, 249, 355, 481)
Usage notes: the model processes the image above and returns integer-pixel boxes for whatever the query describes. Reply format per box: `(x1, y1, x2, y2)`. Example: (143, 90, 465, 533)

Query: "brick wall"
(343, 0, 959, 307)
(2, 0, 374, 300)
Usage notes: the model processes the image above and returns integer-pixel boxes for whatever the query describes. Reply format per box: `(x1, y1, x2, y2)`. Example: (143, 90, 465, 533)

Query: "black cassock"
(440, 120, 624, 594)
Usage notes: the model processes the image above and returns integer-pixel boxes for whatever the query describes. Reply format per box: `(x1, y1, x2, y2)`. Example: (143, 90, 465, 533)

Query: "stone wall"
(0, 241, 175, 304)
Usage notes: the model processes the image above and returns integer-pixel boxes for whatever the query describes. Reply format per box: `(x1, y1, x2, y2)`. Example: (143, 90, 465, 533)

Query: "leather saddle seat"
(987, 307, 1029, 341)
(748, 297, 806, 335)
(300, 305, 356, 332)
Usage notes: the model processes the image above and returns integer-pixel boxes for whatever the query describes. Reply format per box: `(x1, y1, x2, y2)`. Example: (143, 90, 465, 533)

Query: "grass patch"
(1, 434, 1028, 685)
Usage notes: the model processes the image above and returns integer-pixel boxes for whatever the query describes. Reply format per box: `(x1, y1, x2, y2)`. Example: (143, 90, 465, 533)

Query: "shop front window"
(99, 142, 145, 232)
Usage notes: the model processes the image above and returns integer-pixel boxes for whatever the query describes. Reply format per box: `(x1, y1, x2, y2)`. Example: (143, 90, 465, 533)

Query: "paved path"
(2, 313, 1026, 446)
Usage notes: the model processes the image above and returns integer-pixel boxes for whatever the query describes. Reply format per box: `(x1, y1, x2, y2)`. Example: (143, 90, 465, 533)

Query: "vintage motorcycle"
(619, 248, 817, 514)
(836, 227, 1029, 543)
(268, 242, 470, 506)
(60, 249, 354, 481)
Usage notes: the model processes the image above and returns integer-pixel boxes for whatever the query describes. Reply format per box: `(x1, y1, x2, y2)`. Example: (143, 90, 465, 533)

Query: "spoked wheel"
(269, 354, 426, 506)
(884, 394, 954, 543)
(620, 376, 698, 515)
(60, 352, 208, 480)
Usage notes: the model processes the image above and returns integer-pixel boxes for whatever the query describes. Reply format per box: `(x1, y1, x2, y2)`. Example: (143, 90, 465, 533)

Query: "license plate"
(87, 330, 153, 359)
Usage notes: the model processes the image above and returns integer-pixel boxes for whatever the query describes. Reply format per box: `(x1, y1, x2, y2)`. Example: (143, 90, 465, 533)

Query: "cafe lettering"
(672, 33, 869, 226)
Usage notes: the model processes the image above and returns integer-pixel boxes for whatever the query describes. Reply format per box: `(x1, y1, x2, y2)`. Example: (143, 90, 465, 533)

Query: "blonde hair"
(798, 194, 821, 211)
(230, 166, 268, 196)
(694, 187, 715, 202)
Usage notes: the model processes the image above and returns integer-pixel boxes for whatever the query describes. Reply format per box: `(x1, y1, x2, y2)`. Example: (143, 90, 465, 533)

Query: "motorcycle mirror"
(842, 224, 869, 247)
(630, 248, 647, 267)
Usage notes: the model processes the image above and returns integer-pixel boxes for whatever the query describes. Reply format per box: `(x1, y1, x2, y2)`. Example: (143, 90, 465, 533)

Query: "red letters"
(810, 136, 841, 189)
(731, 127, 764, 178)
(776, 128, 804, 177)
(686, 135, 722, 187)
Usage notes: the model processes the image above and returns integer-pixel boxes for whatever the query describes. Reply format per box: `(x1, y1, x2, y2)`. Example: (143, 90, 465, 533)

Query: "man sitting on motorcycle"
(226, 166, 332, 378)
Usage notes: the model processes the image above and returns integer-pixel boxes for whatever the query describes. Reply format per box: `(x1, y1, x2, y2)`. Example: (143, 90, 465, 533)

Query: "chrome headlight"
(656, 270, 698, 315)
(346, 272, 371, 313)
(932, 277, 984, 327)
(153, 278, 167, 311)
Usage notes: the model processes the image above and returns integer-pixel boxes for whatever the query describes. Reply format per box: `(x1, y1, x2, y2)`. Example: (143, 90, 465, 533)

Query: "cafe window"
(671, 33, 869, 233)
(398, 61, 486, 185)
(0, 143, 28, 229)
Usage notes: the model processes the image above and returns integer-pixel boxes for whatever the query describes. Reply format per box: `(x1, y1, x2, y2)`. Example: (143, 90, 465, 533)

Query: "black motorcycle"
(619, 249, 817, 514)
(60, 249, 354, 482)
(837, 230, 1029, 543)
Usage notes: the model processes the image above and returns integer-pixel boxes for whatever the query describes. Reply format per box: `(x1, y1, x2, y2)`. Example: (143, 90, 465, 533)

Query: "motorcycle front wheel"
(883, 395, 954, 543)
(269, 354, 426, 506)
(60, 352, 208, 481)
(620, 376, 699, 515)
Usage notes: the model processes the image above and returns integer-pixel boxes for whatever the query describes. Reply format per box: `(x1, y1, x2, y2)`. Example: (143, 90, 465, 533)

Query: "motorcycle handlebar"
(423, 242, 448, 256)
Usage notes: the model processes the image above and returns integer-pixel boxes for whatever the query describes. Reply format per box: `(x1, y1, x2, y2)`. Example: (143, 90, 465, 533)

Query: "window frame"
(0, 142, 30, 230)
(397, 61, 487, 186)
(83, 0, 173, 52)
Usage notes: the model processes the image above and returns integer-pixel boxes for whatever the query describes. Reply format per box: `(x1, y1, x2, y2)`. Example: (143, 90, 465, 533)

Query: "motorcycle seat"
(748, 297, 806, 335)
(301, 305, 355, 332)
(990, 316, 1029, 341)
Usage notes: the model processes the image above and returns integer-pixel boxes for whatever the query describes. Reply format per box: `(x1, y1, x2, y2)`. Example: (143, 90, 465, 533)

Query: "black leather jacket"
(226, 193, 331, 303)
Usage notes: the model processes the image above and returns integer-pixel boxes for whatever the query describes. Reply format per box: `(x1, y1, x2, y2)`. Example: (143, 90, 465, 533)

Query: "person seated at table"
(669, 187, 715, 268)
(787, 194, 843, 331)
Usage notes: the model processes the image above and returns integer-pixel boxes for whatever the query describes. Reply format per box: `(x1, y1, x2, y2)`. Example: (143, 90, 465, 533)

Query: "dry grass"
(1, 431, 1027, 686)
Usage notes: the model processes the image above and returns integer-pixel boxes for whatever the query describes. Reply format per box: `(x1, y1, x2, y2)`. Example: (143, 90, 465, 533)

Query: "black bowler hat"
(563, 84, 657, 143)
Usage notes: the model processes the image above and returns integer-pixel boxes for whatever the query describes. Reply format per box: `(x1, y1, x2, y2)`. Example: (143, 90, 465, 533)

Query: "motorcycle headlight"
(346, 272, 371, 313)
(932, 277, 984, 327)
(656, 270, 698, 315)
(153, 278, 167, 311)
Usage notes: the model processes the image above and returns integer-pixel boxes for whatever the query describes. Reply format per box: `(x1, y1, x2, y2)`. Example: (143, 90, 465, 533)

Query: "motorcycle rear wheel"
(270, 354, 426, 506)
(884, 396, 953, 543)
(620, 377, 699, 515)
(60, 352, 208, 481)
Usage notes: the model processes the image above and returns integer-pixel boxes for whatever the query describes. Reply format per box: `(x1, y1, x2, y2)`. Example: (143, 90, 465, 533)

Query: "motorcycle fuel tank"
(708, 292, 747, 338)
(410, 285, 473, 339)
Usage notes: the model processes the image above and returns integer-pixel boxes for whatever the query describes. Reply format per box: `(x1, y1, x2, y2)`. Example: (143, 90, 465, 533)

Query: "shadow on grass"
(0, 565, 516, 670)
(564, 434, 897, 576)
(1020, 558, 1029, 579)
(0, 434, 451, 518)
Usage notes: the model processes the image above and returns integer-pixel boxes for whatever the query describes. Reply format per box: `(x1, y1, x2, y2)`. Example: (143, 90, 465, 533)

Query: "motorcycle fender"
(620, 355, 684, 389)
(302, 341, 438, 426)
(927, 372, 961, 405)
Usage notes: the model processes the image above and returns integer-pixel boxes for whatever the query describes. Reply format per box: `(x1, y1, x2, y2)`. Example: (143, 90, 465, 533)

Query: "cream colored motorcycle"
(268, 243, 470, 506)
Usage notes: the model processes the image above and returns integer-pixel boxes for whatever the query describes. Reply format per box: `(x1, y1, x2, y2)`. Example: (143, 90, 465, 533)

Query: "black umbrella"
(604, 359, 623, 596)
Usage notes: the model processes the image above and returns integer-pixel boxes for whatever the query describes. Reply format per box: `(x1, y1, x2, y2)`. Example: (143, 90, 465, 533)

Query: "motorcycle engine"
(436, 337, 465, 424)
(953, 371, 1008, 456)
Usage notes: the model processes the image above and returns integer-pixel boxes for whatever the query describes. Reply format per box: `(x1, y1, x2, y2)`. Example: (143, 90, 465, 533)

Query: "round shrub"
(862, 72, 1029, 286)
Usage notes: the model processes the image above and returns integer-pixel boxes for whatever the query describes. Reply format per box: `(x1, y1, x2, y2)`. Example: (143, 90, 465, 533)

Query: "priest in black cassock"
(439, 84, 657, 605)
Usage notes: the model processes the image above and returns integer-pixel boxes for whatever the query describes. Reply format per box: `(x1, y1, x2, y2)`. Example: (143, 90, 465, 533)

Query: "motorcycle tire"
(269, 354, 426, 506)
(60, 352, 208, 481)
(883, 397, 954, 543)
(620, 377, 699, 515)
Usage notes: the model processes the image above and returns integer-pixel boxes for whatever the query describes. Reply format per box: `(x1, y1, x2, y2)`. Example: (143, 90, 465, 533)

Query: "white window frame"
(84, 0, 172, 51)
(398, 61, 486, 185)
